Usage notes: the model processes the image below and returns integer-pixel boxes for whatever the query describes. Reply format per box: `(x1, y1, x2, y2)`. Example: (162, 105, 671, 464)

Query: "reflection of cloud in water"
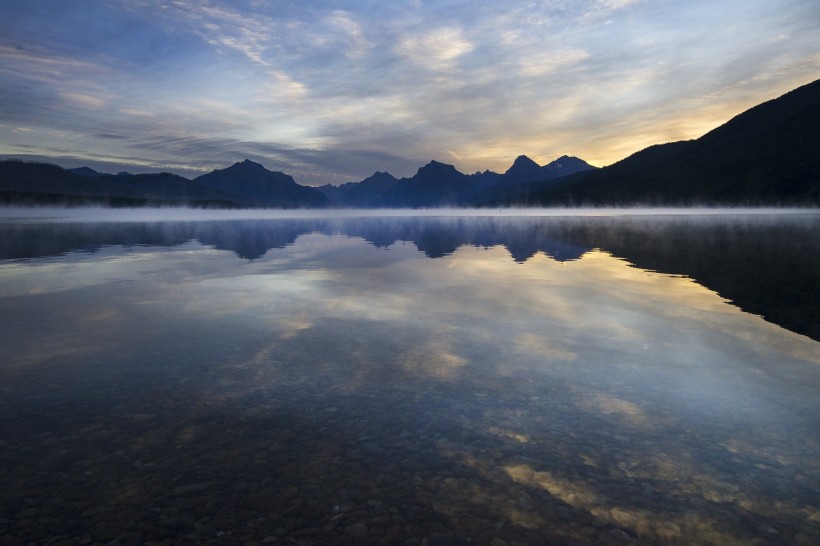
(2, 211, 818, 340)
(513, 333, 576, 362)
(397, 338, 469, 380)
(487, 427, 530, 444)
(4, 233, 819, 387)
(501, 462, 768, 545)
(583, 393, 649, 427)
(1, 223, 819, 544)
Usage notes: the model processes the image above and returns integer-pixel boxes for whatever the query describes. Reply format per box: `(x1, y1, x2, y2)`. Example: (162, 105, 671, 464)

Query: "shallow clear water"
(1, 209, 818, 545)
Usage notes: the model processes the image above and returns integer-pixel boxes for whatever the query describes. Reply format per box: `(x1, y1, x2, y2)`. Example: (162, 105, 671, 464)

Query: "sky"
(0, 1, 818, 186)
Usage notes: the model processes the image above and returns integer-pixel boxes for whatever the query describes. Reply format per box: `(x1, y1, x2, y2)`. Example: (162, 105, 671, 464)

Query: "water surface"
(1, 209, 818, 545)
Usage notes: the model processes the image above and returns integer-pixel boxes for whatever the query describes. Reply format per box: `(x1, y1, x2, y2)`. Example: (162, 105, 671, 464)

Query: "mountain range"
(310, 154, 598, 207)
(488, 78, 820, 206)
(0, 154, 594, 209)
(0, 160, 330, 208)
(1, 78, 818, 207)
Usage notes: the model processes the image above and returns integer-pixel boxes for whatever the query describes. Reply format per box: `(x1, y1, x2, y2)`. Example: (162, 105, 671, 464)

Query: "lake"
(0, 208, 818, 546)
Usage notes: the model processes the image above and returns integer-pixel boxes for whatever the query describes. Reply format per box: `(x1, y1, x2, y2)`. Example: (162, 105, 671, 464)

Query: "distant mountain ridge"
(318, 155, 596, 207)
(1, 78, 817, 207)
(193, 159, 329, 208)
(0, 159, 330, 208)
(0, 154, 594, 208)
(0, 160, 239, 207)
(504, 154, 595, 184)
(337, 172, 398, 207)
(68, 166, 108, 177)
(378, 160, 473, 207)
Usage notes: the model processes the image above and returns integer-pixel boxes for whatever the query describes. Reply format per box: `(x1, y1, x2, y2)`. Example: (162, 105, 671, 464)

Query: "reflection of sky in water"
(1, 223, 819, 545)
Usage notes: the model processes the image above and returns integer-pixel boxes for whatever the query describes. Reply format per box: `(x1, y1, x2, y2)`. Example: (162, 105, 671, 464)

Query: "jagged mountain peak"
(364, 171, 397, 182)
(549, 154, 587, 165)
(192, 159, 328, 208)
(425, 160, 454, 168)
(416, 160, 461, 176)
(231, 159, 266, 170)
(543, 155, 597, 173)
(68, 166, 106, 177)
(513, 154, 539, 166)
(199, 160, 295, 184)
(506, 155, 541, 175)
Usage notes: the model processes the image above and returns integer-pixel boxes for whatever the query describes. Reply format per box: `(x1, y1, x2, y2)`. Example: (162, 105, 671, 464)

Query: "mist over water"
(1, 208, 818, 545)
(1, 205, 817, 222)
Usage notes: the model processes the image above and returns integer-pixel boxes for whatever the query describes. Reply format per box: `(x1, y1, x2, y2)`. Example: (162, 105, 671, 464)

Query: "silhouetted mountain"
(2, 159, 327, 208)
(97, 171, 236, 203)
(470, 169, 502, 190)
(377, 161, 474, 207)
(194, 159, 329, 208)
(542, 155, 597, 178)
(494, 79, 820, 205)
(469, 155, 596, 203)
(1, 161, 93, 195)
(339, 171, 398, 207)
(500, 154, 596, 185)
(461, 155, 597, 196)
(307, 155, 595, 208)
(0, 160, 238, 207)
(68, 166, 109, 177)
(506, 155, 542, 180)
(1, 155, 600, 208)
(316, 182, 357, 203)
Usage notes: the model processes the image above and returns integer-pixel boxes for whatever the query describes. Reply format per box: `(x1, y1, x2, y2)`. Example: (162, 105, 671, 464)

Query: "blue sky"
(0, 0, 817, 185)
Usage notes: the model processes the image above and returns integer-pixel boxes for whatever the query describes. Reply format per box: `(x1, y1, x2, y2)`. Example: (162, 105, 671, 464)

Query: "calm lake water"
(1, 208, 818, 546)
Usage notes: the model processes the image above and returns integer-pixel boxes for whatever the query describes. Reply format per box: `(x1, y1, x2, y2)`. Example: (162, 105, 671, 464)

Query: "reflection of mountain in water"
(0, 217, 590, 263)
(566, 215, 820, 343)
(1, 214, 817, 341)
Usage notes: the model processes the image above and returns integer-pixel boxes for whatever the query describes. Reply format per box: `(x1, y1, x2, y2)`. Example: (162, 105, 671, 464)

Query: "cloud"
(258, 71, 310, 102)
(595, 0, 643, 10)
(517, 49, 590, 77)
(60, 92, 107, 110)
(134, 0, 279, 66)
(322, 10, 371, 59)
(0, 44, 108, 82)
(397, 27, 474, 70)
(118, 108, 155, 118)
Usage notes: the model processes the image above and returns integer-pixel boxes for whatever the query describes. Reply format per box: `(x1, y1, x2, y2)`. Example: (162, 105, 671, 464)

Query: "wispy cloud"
(595, 0, 644, 11)
(0, 44, 108, 81)
(133, 0, 279, 66)
(60, 92, 107, 110)
(517, 49, 590, 77)
(397, 27, 474, 70)
(323, 10, 371, 59)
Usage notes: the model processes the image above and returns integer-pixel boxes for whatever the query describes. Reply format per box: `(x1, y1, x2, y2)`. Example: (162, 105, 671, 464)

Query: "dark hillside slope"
(0, 161, 238, 206)
(194, 160, 329, 208)
(511, 79, 820, 205)
(339, 172, 398, 207)
(377, 161, 473, 207)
